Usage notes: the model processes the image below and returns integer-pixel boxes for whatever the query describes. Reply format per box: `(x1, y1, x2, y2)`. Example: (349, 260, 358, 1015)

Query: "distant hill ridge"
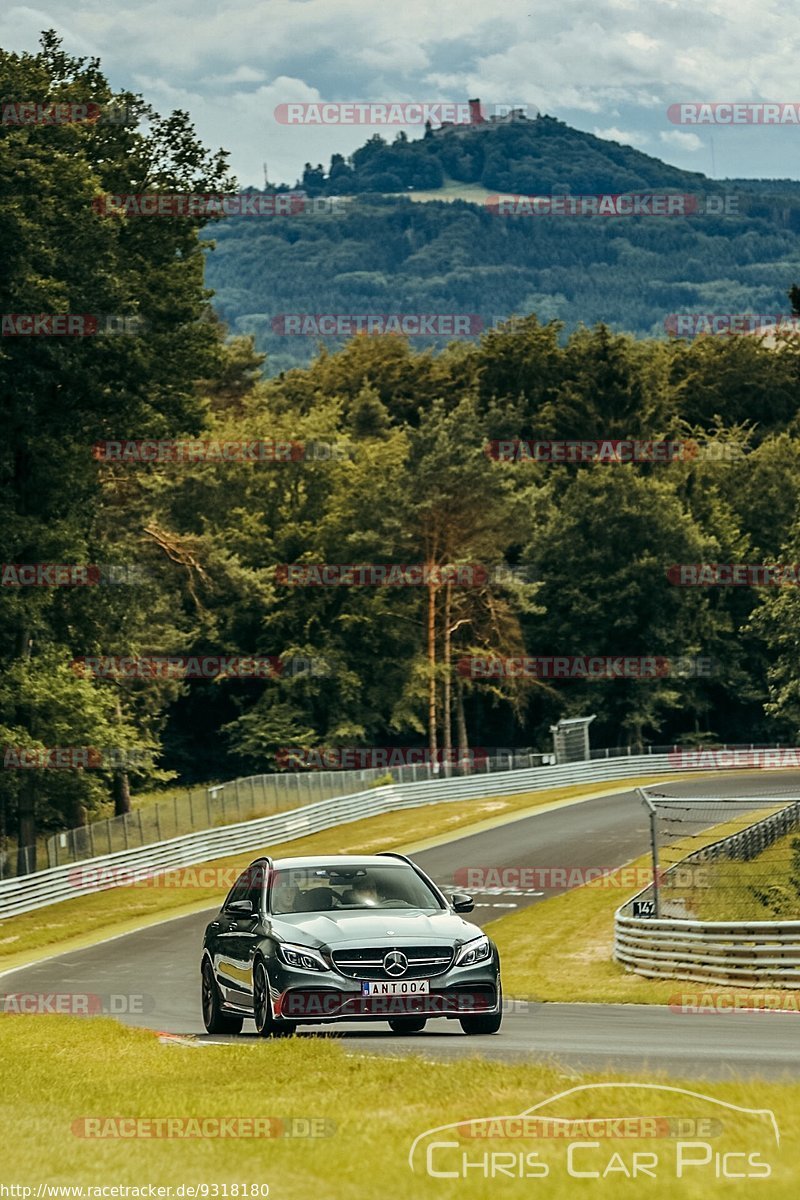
(296, 99, 716, 197)
(204, 106, 800, 373)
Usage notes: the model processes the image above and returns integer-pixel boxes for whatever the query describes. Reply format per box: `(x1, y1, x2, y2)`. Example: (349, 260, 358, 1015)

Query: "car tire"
(388, 1017, 427, 1034)
(459, 986, 503, 1035)
(253, 960, 296, 1038)
(202, 959, 244, 1035)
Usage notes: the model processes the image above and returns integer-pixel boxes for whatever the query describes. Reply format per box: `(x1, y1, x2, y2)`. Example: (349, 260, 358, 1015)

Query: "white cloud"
(356, 41, 431, 74)
(207, 66, 267, 85)
(660, 129, 703, 151)
(625, 31, 659, 52)
(0, 0, 797, 182)
(593, 126, 650, 148)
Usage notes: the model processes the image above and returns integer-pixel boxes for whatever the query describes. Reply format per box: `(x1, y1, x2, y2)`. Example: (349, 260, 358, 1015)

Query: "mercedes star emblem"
(383, 950, 408, 977)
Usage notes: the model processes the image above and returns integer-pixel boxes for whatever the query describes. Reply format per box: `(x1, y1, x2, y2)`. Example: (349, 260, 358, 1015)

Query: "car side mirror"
(451, 892, 474, 913)
(228, 899, 255, 916)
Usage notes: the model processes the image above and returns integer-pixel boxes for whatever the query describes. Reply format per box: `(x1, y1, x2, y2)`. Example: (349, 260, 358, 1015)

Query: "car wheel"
(201, 959, 243, 1035)
(388, 1017, 427, 1034)
(253, 960, 296, 1038)
(459, 986, 503, 1035)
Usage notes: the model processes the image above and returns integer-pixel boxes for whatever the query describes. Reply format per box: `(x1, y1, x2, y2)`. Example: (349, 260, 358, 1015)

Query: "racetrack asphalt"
(3, 772, 800, 1079)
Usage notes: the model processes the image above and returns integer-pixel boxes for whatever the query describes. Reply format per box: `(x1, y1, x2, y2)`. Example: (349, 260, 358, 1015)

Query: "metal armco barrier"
(615, 914, 800, 987)
(0, 751, 698, 920)
(616, 802, 800, 986)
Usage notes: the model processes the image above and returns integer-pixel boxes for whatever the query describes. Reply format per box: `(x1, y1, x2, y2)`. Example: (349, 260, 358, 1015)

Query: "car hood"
(271, 908, 482, 948)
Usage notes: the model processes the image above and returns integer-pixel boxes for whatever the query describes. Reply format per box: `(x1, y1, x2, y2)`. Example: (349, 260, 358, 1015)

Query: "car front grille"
(331, 944, 454, 979)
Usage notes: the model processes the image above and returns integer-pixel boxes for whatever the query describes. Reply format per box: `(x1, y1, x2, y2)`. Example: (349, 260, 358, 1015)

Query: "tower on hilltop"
(468, 98, 485, 124)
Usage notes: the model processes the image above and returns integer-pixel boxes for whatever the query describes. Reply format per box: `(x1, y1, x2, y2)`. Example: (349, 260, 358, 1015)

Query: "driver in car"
(272, 878, 301, 913)
(346, 878, 380, 906)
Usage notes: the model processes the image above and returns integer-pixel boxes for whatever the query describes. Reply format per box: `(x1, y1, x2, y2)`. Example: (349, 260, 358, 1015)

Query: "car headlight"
(277, 942, 329, 972)
(455, 935, 492, 967)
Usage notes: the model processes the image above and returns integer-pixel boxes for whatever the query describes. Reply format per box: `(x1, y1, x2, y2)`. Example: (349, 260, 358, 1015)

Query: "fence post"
(235, 778, 242, 819)
(188, 790, 194, 829)
(206, 789, 212, 828)
(107, 819, 113, 854)
(122, 812, 129, 850)
(174, 793, 179, 836)
(155, 803, 161, 842)
(640, 788, 661, 919)
(88, 822, 96, 860)
(138, 808, 144, 845)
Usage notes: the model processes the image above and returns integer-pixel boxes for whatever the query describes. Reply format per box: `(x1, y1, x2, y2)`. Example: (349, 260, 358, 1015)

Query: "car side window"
(224, 869, 253, 910)
(245, 863, 265, 913)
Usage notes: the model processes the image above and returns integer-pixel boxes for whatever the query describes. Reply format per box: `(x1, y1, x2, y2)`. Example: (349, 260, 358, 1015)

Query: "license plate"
(360, 980, 430, 996)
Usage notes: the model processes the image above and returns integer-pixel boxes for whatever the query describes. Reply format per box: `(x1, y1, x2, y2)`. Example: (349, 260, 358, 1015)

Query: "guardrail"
(0, 750, 696, 920)
(8, 741, 794, 879)
(615, 803, 800, 986)
(7, 750, 548, 879)
(615, 915, 800, 986)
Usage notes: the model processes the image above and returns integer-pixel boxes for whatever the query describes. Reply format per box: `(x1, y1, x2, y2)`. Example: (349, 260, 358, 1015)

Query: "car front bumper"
(271, 957, 502, 1023)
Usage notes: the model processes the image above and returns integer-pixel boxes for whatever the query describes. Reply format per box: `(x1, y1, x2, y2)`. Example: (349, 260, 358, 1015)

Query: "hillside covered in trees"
(205, 115, 800, 371)
(295, 113, 712, 196)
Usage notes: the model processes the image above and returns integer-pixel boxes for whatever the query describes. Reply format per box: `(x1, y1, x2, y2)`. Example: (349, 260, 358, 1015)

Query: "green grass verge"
(128, 784, 222, 813)
(1, 778, 673, 971)
(487, 852, 684, 1004)
(677, 827, 800, 921)
(0, 1017, 796, 1197)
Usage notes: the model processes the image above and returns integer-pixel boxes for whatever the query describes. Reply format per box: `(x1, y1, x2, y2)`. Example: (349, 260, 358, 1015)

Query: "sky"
(1, 0, 799, 187)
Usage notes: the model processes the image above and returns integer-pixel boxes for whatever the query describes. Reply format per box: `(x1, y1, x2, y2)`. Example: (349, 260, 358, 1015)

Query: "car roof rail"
(376, 851, 414, 864)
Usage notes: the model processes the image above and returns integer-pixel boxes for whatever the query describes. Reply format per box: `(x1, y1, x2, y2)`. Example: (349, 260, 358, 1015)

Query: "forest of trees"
(5, 37, 800, 867)
(206, 175, 800, 372)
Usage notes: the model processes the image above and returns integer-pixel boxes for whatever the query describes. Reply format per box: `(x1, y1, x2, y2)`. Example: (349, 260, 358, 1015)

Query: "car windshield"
(269, 863, 444, 914)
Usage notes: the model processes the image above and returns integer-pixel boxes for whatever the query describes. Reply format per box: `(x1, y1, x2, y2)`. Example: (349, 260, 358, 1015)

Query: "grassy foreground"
(1, 778, 672, 970)
(0, 1017, 796, 1198)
